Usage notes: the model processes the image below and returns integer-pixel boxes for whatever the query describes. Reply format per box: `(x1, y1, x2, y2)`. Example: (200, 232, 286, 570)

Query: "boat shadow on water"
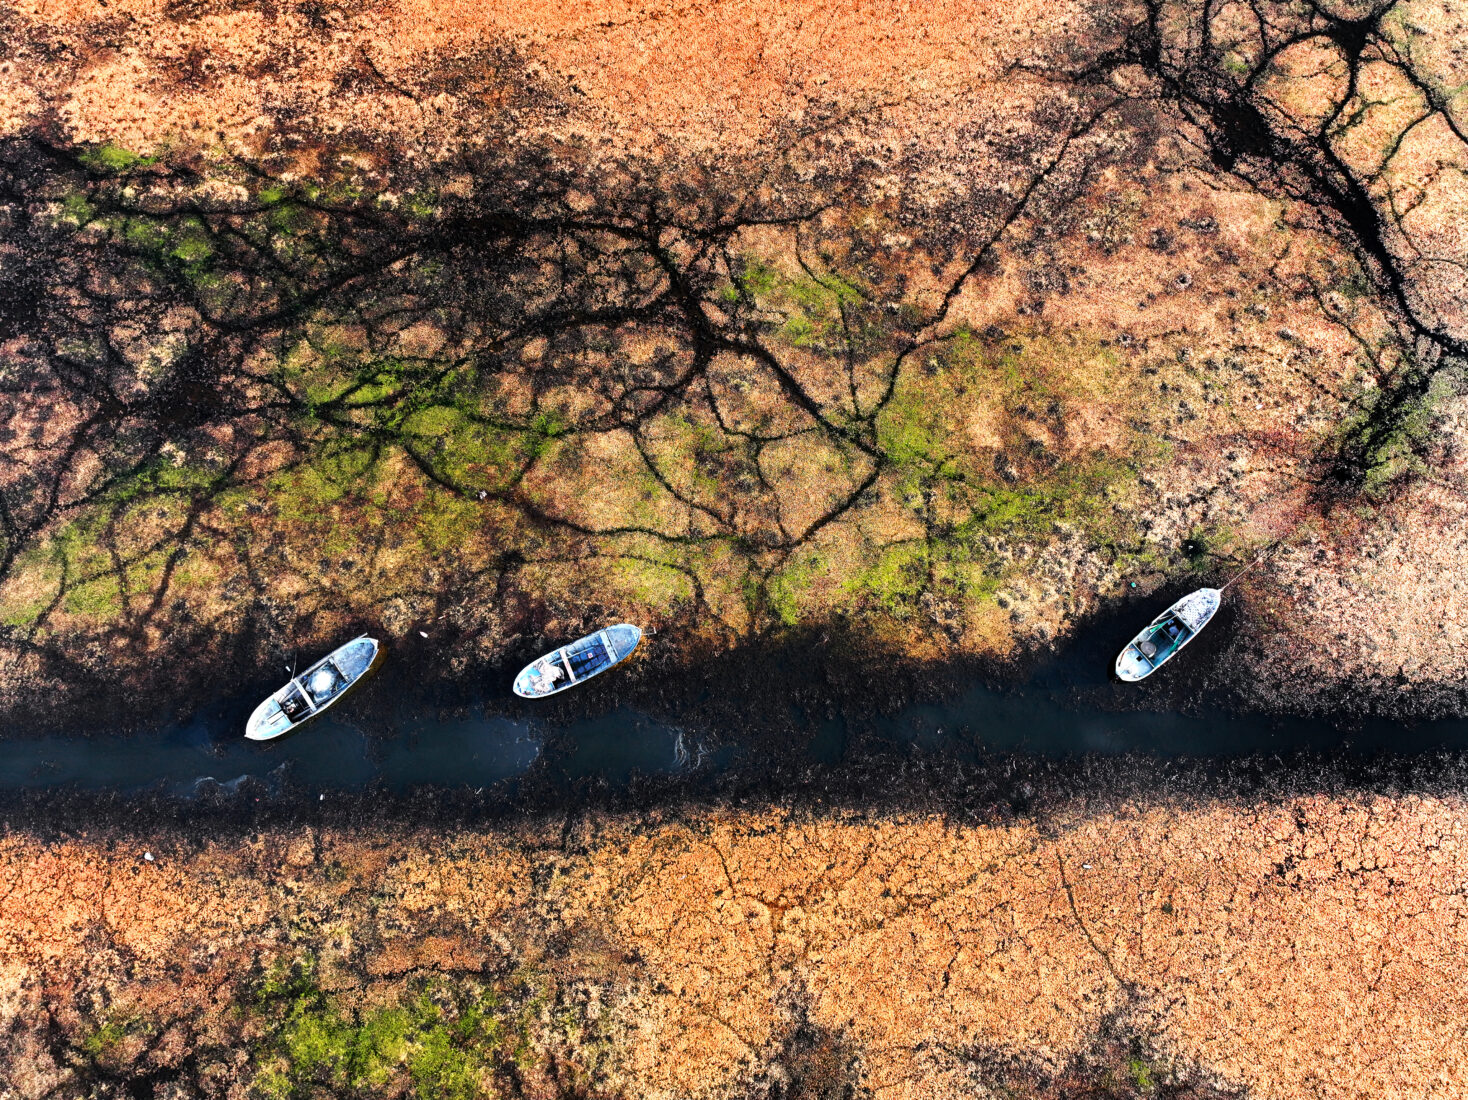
(7, 588, 1468, 816)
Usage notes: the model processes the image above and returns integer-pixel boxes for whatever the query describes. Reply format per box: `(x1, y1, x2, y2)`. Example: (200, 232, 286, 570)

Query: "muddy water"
(4, 606, 1468, 797)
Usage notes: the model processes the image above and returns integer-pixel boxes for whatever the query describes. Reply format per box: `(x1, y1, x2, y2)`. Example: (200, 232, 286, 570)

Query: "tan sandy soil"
(1223, 385, 1468, 709)
(0, 0, 1073, 163)
(2, 796, 1465, 1098)
(1259, 492, 1468, 692)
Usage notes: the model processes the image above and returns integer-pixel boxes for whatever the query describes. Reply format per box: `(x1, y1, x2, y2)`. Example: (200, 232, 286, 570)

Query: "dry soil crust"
(2, 795, 1465, 1100)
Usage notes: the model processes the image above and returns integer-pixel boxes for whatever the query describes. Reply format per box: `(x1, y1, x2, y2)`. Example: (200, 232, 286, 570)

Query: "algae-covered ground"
(6, 0, 1468, 725)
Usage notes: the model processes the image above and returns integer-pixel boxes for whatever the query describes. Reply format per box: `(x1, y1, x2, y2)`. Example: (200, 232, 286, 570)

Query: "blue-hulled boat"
(246, 635, 380, 740)
(513, 624, 642, 698)
(1115, 588, 1220, 682)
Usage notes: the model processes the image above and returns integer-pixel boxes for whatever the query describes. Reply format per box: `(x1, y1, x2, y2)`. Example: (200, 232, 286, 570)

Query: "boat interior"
(517, 631, 627, 697)
(565, 635, 611, 680)
(279, 682, 312, 719)
(1136, 615, 1191, 663)
(304, 661, 345, 705)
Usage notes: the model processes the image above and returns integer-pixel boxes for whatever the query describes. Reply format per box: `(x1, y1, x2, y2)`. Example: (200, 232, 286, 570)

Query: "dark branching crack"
(1070, 0, 1468, 497)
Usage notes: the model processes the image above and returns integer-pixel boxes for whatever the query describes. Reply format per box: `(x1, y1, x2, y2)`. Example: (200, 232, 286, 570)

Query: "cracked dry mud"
(2, 797, 1464, 1099)
(3, 0, 1468, 723)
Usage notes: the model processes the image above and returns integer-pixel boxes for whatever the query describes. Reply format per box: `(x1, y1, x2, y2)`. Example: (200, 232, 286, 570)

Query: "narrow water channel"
(5, 615, 1468, 797)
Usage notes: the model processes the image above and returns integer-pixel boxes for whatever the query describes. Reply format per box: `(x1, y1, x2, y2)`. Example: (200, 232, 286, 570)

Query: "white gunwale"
(1115, 589, 1220, 683)
(514, 624, 642, 699)
(246, 636, 379, 740)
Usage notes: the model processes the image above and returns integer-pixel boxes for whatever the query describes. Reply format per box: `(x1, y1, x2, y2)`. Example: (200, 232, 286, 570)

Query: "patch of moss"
(401, 190, 441, 220)
(844, 542, 928, 617)
(767, 549, 828, 625)
(646, 411, 730, 500)
(737, 256, 780, 297)
(530, 409, 568, 450)
(107, 456, 225, 508)
(79, 143, 158, 173)
(1221, 50, 1253, 77)
(57, 191, 96, 227)
(610, 555, 695, 610)
(735, 253, 867, 350)
(79, 1012, 152, 1063)
(119, 215, 172, 254)
(81, 1018, 131, 1058)
(171, 232, 214, 264)
(270, 444, 383, 511)
(251, 960, 522, 1100)
(1331, 263, 1371, 302)
(61, 574, 123, 618)
(401, 404, 534, 490)
(875, 382, 959, 475)
(979, 457, 1131, 537)
(1128, 1055, 1158, 1093)
(1332, 356, 1453, 497)
(266, 202, 312, 237)
(412, 487, 484, 554)
(408, 1025, 485, 1100)
(0, 592, 52, 630)
(105, 211, 223, 288)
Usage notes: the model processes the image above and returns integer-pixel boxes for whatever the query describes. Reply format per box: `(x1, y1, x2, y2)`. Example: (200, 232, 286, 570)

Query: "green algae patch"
(735, 253, 870, 352)
(767, 547, 830, 626)
(78, 143, 159, 173)
(811, 331, 1156, 625)
(81, 1017, 135, 1058)
(0, 135, 1296, 692)
(253, 957, 481, 1099)
(1329, 354, 1460, 499)
(249, 956, 612, 1100)
(254, 991, 495, 1099)
(0, 456, 230, 631)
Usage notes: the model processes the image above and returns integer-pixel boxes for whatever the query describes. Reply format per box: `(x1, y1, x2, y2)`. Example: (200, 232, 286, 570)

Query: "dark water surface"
(5, 603, 1468, 798)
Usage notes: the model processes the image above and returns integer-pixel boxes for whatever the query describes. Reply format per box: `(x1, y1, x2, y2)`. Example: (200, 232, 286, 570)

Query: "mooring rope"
(1220, 543, 1278, 592)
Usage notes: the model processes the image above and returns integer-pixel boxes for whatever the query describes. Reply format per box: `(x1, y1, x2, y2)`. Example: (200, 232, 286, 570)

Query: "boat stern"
(1115, 645, 1154, 682)
(245, 695, 293, 741)
(513, 656, 562, 698)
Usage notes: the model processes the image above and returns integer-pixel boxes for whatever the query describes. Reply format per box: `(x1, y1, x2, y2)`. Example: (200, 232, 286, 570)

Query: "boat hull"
(513, 624, 642, 698)
(1114, 588, 1220, 682)
(246, 635, 380, 740)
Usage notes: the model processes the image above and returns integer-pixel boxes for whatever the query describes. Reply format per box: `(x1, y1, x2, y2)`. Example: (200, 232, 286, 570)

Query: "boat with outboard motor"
(1115, 588, 1220, 682)
(513, 624, 642, 698)
(245, 635, 380, 740)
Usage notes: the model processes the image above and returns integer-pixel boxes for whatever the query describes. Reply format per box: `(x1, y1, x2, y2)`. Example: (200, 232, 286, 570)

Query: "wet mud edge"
(5, 589, 1468, 825)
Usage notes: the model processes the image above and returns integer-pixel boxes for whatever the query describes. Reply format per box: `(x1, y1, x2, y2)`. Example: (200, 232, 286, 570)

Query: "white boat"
(246, 636, 380, 740)
(513, 625, 642, 698)
(1115, 588, 1220, 682)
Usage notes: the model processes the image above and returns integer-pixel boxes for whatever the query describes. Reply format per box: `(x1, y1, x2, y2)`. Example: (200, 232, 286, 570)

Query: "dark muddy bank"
(9, 573, 1468, 742)
(7, 721, 1468, 841)
(6, 581, 1468, 828)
